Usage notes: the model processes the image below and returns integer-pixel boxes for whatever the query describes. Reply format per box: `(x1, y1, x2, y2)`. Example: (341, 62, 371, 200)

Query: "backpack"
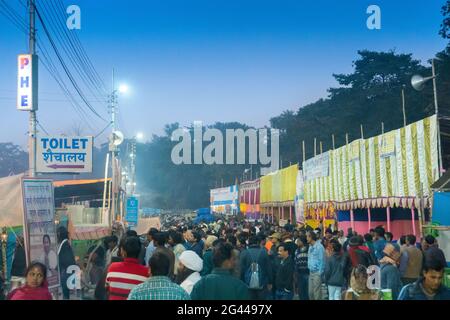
(244, 249, 265, 290)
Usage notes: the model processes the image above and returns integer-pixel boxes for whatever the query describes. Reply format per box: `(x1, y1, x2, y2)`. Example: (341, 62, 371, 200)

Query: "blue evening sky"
(0, 0, 447, 148)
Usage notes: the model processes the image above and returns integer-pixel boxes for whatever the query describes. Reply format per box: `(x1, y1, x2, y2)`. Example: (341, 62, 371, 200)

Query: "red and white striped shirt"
(106, 258, 149, 300)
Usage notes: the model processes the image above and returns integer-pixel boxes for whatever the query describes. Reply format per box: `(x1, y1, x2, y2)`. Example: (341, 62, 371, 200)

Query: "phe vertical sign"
(126, 197, 139, 228)
(17, 54, 38, 111)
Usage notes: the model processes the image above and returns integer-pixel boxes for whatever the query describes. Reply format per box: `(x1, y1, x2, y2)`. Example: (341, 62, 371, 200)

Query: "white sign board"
(17, 54, 38, 111)
(22, 179, 60, 290)
(303, 151, 330, 181)
(210, 185, 239, 215)
(36, 136, 93, 173)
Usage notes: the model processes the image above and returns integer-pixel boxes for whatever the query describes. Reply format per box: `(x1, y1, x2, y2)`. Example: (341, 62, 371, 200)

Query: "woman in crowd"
(7, 262, 52, 300)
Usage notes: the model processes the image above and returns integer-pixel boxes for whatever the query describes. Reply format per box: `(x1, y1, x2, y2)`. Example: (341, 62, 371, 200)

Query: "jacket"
(294, 246, 309, 274)
(239, 245, 272, 287)
(348, 245, 377, 268)
(403, 246, 423, 279)
(275, 257, 294, 291)
(308, 241, 325, 274)
(398, 278, 450, 300)
(324, 253, 346, 287)
(380, 263, 403, 300)
(191, 268, 250, 300)
(200, 249, 214, 276)
(57, 240, 76, 273)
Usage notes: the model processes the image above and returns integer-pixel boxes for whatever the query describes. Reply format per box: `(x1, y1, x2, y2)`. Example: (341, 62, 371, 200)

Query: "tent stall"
(260, 164, 298, 225)
(429, 171, 450, 267)
(239, 179, 260, 221)
(303, 115, 439, 238)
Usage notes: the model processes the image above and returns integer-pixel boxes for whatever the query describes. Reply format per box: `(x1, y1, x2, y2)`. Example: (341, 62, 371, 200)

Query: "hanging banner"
(22, 178, 60, 290)
(36, 136, 93, 173)
(295, 170, 305, 224)
(126, 197, 139, 227)
(349, 139, 361, 162)
(303, 151, 330, 181)
(380, 131, 396, 158)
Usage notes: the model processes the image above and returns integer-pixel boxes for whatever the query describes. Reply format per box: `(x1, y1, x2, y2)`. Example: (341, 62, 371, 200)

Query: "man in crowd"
(106, 237, 149, 300)
(380, 243, 403, 300)
(422, 235, 447, 268)
(200, 235, 218, 276)
(324, 242, 347, 300)
(191, 242, 250, 300)
(105, 235, 119, 267)
(176, 250, 203, 295)
(240, 235, 272, 299)
(307, 231, 325, 300)
(153, 232, 176, 280)
(125, 230, 146, 265)
(275, 243, 294, 300)
(398, 253, 450, 300)
(145, 228, 158, 267)
(57, 226, 76, 300)
(400, 235, 423, 285)
(294, 235, 309, 300)
(128, 252, 190, 300)
(385, 232, 400, 251)
(337, 230, 347, 247)
(348, 235, 377, 268)
(373, 226, 387, 262)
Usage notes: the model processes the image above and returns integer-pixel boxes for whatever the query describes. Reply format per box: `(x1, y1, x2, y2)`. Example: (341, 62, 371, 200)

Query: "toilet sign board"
(36, 136, 93, 173)
(17, 54, 38, 111)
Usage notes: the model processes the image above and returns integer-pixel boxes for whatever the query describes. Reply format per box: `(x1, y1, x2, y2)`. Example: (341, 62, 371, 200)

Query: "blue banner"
(126, 197, 139, 227)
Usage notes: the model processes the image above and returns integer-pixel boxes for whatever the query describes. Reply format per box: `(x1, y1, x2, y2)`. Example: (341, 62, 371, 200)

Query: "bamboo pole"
(302, 140, 306, 163)
(332, 134, 335, 150)
(314, 138, 317, 157)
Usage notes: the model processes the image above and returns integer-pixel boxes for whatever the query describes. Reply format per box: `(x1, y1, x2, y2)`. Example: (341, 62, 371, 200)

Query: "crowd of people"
(1, 216, 449, 300)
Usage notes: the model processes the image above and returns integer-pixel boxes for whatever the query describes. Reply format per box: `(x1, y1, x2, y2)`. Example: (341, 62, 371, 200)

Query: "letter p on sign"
(20, 57, 29, 69)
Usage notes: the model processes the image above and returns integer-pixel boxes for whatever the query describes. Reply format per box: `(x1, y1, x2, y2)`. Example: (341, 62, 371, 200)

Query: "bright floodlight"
(136, 132, 144, 140)
(118, 84, 129, 94)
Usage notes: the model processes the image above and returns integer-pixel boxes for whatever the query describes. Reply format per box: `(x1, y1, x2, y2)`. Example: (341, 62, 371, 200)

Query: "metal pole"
(320, 141, 323, 154)
(402, 88, 407, 127)
(302, 140, 306, 163)
(314, 138, 317, 157)
(102, 153, 110, 225)
(381, 122, 384, 135)
(360, 124, 364, 139)
(432, 59, 443, 176)
(332, 134, 335, 150)
(29, 0, 37, 177)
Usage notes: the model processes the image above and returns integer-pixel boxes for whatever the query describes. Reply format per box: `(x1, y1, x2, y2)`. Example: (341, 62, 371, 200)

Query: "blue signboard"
(126, 197, 139, 227)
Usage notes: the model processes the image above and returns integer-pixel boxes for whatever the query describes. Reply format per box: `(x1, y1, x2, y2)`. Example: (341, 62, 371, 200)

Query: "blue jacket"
(308, 241, 325, 274)
(239, 246, 272, 287)
(398, 278, 450, 300)
(380, 263, 403, 300)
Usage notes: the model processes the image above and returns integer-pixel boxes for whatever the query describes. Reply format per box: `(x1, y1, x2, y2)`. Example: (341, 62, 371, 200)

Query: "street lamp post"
(108, 69, 128, 224)
(411, 58, 443, 176)
(1, 228, 8, 285)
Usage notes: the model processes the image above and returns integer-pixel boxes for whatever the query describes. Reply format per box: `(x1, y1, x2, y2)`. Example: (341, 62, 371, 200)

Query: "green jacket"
(200, 249, 214, 276)
(191, 268, 250, 300)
